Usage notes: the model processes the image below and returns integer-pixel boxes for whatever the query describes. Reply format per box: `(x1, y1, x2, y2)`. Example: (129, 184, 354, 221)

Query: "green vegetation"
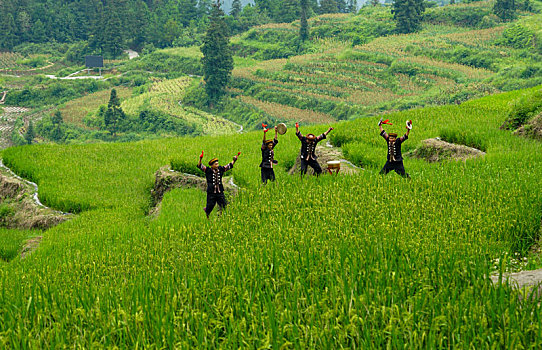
(0, 228, 33, 262)
(0, 86, 541, 347)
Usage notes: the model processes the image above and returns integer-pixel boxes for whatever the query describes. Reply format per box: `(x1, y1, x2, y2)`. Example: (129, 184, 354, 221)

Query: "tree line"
(0, 0, 359, 57)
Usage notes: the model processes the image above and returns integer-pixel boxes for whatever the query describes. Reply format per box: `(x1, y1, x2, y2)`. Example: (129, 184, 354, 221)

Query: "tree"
(320, 0, 339, 14)
(347, 0, 358, 12)
(370, 0, 380, 6)
(231, 0, 242, 18)
(103, 89, 126, 136)
(493, 0, 516, 21)
(392, 0, 425, 34)
(201, 1, 234, 107)
(300, 0, 309, 42)
(50, 111, 65, 142)
(0, 13, 17, 49)
(24, 121, 35, 145)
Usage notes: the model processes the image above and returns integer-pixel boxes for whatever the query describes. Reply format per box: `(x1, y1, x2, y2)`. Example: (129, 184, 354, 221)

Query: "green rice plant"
(0, 228, 33, 262)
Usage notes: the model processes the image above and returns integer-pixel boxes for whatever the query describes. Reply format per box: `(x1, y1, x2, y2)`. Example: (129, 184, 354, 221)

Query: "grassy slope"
(0, 86, 541, 347)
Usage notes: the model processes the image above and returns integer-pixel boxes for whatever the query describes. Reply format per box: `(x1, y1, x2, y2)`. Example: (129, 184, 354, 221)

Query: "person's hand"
(199, 150, 204, 159)
(378, 117, 383, 126)
(295, 122, 299, 128)
(275, 126, 278, 131)
(328, 127, 334, 131)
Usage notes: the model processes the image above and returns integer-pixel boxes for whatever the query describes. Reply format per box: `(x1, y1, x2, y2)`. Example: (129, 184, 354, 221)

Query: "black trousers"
(300, 158, 322, 176)
(380, 161, 409, 178)
(205, 192, 227, 217)
(261, 167, 276, 183)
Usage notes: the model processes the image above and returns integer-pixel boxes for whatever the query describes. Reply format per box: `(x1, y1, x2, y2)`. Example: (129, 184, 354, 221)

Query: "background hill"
(2, 0, 542, 146)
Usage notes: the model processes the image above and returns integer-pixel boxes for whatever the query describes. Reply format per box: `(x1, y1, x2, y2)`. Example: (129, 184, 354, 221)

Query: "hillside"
(0, 83, 541, 346)
(1, 1, 542, 146)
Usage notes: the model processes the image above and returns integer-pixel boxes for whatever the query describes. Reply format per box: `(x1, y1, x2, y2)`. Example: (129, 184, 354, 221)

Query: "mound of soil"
(0, 173, 69, 230)
(513, 112, 542, 141)
(408, 138, 485, 162)
(288, 143, 361, 176)
(150, 166, 239, 216)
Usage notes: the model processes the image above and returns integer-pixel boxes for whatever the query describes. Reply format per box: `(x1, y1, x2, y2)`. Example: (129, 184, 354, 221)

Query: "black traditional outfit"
(297, 131, 326, 175)
(380, 130, 409, 177)
(197, 160, 234, 217)
(260, 139, 278, 183)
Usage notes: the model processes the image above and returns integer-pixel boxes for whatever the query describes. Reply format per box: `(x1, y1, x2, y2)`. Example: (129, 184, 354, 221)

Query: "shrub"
(501, 89, 542, 129)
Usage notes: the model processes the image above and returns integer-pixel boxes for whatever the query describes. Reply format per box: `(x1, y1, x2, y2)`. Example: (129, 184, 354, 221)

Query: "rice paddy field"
(0, 84, 541, 347)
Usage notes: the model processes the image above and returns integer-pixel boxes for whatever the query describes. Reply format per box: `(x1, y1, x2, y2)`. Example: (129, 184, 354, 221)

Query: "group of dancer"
(197, 119, 413, 218)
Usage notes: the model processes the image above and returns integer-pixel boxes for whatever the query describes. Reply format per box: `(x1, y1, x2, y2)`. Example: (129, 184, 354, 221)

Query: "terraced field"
(1, 85, 541, 347)
(122, 77, 240, 135)
(227, 3, 541, 126)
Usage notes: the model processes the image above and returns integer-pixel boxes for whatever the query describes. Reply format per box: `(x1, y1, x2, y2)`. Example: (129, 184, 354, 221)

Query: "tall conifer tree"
(493, 0, 516, 21)
(201, 1, 234, 107)
(300, 0, 309, 42)
(392, 0, 425, 34)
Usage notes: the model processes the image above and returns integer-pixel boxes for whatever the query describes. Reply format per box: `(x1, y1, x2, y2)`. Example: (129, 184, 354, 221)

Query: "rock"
(0, 174, 25, 200)
(408, 138, 485, 162)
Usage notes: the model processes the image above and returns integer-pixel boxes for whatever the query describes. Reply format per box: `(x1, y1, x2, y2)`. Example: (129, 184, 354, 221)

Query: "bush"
(501, 89, 542, 129)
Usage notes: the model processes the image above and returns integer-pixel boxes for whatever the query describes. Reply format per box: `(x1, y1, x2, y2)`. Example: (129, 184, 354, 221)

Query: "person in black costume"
(197, 151, 239, 218)
(296, 122, 334, 176)
(379, 119, 411, 178)
(260, 126, 279, 184)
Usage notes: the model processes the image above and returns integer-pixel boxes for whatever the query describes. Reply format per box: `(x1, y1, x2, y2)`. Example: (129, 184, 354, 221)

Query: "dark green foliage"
(300, 0, 310, 42)
(231, 0, 242, 18)
(0, 13, 17, 49)
(24, 121, 35, 145)
(201, 2, 234, 106)
(103, 89, 126, 136)
(135, 109, 197, 135)
(501, 89, 542, 130)
(439, 128, 487, 151)
(493, 0, 516, 21)
(320, 0, 340, 13)
(496, 24, 535, 49)
(392, 0, 426, 34)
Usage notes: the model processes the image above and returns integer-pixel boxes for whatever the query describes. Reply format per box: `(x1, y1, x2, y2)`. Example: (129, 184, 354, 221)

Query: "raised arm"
(324, 127, 333, 137)
(197, 150, 206, 171)
(401, 120, 412, 141)
(262, 128, 268, 148)
(274, 126, 278, 140)
(295, 122, 303, 140)
(224, 152, 240, 171)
